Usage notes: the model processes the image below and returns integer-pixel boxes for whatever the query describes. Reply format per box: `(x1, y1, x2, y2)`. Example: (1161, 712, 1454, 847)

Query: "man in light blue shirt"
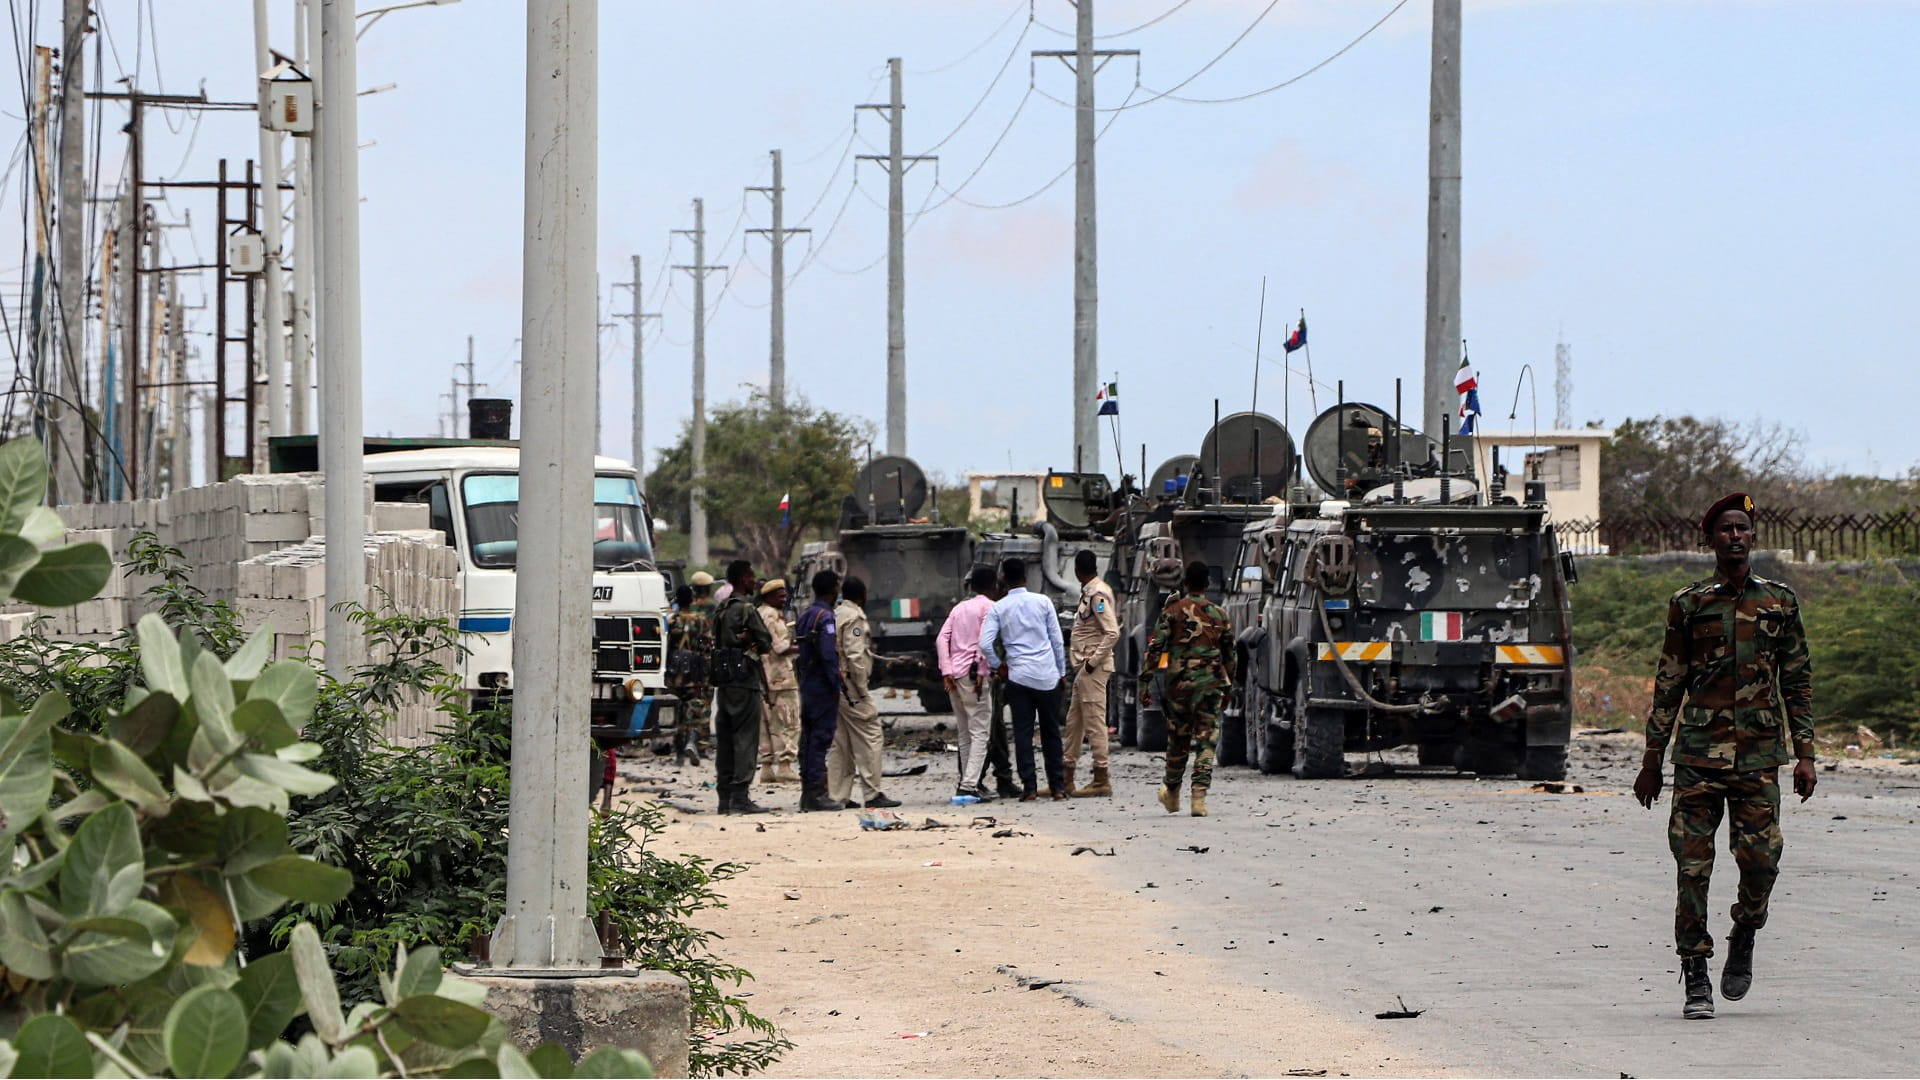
(981, 557, 1068, 800)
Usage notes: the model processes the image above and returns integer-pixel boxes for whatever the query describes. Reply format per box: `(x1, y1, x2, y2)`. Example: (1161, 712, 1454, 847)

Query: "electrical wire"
(934, 82, 1136, 211)
(1034, 0, 1281, 114)
(1151, 0, 1413, 105)
(914, 84, 1033, 215)
(917, 14, 1031, 155)
(1032, 0, 1195, 40)
(912, 0, 1028, 76)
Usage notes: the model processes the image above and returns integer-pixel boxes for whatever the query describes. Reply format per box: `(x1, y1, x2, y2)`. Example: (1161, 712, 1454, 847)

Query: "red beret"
(1701, 492, 1754, 534)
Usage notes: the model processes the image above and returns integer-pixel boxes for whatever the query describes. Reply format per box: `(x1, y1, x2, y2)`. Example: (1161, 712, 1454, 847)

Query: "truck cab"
(353, 446, 676, 744)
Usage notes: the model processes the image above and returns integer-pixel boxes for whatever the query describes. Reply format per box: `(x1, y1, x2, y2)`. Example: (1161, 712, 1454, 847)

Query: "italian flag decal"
(890, 598, 921, 618)
(1420, 611, 1463, 641)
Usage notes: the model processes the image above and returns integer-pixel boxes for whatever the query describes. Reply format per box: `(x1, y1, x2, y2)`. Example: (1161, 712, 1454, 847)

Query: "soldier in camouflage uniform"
(1140, 561, 1236, 817)
(1635, 492, 1817, 1021)
(667, 572, 718, 767)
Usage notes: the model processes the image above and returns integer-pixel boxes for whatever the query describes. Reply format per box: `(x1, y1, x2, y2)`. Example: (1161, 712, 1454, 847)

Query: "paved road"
(1026, 734, 1920, 1077)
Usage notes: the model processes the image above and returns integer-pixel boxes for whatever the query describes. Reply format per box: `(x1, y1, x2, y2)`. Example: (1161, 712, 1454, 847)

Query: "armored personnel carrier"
(791, 455, 973, 713)
(969, 469, 1118, 635)
(1109, 412, 1296, 757)
(1231, 400, 1578, 780)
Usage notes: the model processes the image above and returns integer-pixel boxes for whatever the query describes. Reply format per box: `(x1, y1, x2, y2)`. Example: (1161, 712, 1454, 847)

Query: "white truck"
(344, 443, 678, 745)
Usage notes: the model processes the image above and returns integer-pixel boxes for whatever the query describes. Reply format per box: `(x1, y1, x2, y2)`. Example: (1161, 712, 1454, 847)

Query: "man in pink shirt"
(938, 567, 1000, 801)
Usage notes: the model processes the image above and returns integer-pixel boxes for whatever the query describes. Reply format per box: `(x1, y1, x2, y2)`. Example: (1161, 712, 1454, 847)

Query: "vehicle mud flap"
(1457, 740, 1519, 777)
(1416, 742, 1454, 767)
(1216, 696, 1247, 768)
(1516, 745, 1568, 781)
(1291, 678, 1344, 779)
(1137, 705, 1168, 753)
(918, 686, 953, 715)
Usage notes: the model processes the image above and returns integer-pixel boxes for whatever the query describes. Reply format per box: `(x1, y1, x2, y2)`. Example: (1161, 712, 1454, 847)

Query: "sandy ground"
(626, 735, 1440, 1078)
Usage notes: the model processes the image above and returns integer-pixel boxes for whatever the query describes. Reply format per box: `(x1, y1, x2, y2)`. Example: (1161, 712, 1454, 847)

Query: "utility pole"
(674, 199, 726, 567)
(53, 0, 87, 503)
(612, 255, 659, 486)
(1553, 340, 1571, 430)
(168, 273, 189, 492)
(1035, 1, 1136, 479)
(1422, 0, 1463, 438)
(856, 59, 934, 457)
(492, 0, 601, 971)
(290, 0, 317, 433)
(318, 0, 365, 677)
(452, 334, 484, 434)
(747, 149, 809, 408)
(254, 0, 288, 439)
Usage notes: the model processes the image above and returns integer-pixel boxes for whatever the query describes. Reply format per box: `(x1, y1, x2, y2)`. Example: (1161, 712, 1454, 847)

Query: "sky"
(4, 0, 1919, 501)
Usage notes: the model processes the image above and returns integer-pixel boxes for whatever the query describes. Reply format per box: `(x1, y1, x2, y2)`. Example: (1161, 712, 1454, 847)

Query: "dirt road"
(632, 716, 1919, 1078)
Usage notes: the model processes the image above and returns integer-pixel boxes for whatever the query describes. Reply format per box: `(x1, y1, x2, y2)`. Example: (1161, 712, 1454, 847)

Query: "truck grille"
(593, 615, 666, 674)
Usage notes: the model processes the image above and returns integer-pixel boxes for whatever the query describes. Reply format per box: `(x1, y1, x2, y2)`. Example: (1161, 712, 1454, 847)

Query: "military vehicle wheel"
(1290, 679, 1344, 779)
(1416, 742, 1454, 767)
(1137, 705, 1168, 753)
(1216, 687, 1248, 767)
(918, 687, 952, 715)
(1457, 740, 1519, 777)
(1517, 745, 1569, 781)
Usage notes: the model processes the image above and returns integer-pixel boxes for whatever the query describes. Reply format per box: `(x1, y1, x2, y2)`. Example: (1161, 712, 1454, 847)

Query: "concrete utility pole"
(53, 0, 86, 503)
(1035, 1, 1136, 479)
(1553, 340, 1572, 430)
(856, 59, 934, 457)
(254, 0, 288, 439)
(290, 0, 316, 432)
(747, 149, 809, 409)
(492, 0, 601, 970)
(674, 199, 726, 567)
(1422, 0, 1462, 437)
(612, 255, 659, 486)
(317, 0, 365, 677)
(167, 274, 189, 492)
(457, 334, 484, 406)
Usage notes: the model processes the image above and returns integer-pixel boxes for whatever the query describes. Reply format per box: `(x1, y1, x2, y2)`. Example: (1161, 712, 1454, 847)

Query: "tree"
(647, 391, 870, 571)
(1601, 415, 1809, 525)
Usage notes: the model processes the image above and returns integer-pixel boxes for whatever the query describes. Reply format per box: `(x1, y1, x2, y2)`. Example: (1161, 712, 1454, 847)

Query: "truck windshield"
(461, 473, 654, 570)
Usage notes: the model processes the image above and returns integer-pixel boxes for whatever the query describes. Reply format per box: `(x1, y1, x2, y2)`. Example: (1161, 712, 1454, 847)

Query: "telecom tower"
(1554, 340, 1572, 429)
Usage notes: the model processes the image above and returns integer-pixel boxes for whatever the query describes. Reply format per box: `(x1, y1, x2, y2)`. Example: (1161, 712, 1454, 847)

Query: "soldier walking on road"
(829, 577, 900, 808)
(795, 570, 846, 812)
(757, 579, 801, 784)
(711, 561, 775, 815)
(1141, 561, 1235, 817)
(1635, 492, 1816, 1021)
(1065, 549, 1120, 797)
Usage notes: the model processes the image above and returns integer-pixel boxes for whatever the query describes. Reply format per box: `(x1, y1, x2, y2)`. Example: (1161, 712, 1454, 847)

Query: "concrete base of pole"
(449, 965, 691, 1077)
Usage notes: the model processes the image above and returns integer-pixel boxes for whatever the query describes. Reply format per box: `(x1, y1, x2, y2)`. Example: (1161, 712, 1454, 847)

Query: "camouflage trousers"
(1669, 762, 1782, 957)
(1162, 685, 1224, 792)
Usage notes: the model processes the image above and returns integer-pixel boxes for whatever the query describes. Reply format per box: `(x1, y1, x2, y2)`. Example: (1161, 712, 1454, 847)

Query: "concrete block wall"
(12, 475, 460, 745)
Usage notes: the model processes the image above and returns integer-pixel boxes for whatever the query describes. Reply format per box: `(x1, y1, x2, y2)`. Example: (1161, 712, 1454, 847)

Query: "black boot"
(1681, 955, 1715, 1020)
(801, 776, 845, 812)
(729, 784, 772, 815)
(715, 786, 733, 814)
(1722, 925, 1755, 1001)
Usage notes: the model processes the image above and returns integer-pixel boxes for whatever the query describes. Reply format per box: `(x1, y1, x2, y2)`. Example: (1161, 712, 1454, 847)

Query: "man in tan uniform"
(828, 577, 900, 808)
(757, 578, 801, 783)
(1065, 548, 1120, 797)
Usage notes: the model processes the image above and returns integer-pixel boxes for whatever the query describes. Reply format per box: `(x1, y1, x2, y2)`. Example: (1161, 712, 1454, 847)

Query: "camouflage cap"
(1701, 492, 1755, 534)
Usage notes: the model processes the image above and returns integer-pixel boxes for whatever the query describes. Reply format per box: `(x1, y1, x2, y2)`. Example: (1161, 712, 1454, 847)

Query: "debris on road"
(859, 809, 909, 830)
(1180, 845, 1211, 854)
(1025, 979, 1063, 991)
(917, 817, 955, 830)
(991, 828, 1031, 838)
(969, 816, 999, 828)
(882, 763, 930, 778)
(1579, 727, 1627, 736)
(897, 1032, 929, 1039)
(783, 890, 801, 900)
(923, 860, 943, 867)
(1284, 1070, 1328, 1077)
(1375, 996, 1425, 1020)
(1071, 846, 1117, 856)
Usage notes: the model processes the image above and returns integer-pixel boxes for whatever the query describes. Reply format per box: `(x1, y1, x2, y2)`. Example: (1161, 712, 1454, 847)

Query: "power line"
(918, 13, 1032, 154)
(933, 83, 1137, 211)
(1149, 0, 1414, 105)
(1034, 0, 1196, 41)
(1034, 0, 1281, 114)
(912, 0, 1027, 75)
